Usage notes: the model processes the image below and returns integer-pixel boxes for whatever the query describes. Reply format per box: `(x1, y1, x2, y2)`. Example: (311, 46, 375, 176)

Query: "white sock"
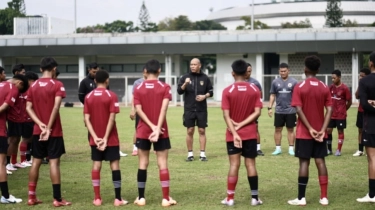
(188, 151, 193, 157)
(257, 144, 261, 151)
(276, 146, 281, 151)
(133, 144, 137, 150)
(200, 151, 206, 157)
(289, 146, 294, 151)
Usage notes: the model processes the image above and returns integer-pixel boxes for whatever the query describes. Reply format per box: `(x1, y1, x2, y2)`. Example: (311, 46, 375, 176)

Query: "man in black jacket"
(78, 63, 99, 104)
(177, 58, 213, 162)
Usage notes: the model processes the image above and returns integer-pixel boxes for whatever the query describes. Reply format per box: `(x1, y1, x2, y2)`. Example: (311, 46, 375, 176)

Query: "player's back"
(0, 82, 12, 134)
(30, 78, 62, 116)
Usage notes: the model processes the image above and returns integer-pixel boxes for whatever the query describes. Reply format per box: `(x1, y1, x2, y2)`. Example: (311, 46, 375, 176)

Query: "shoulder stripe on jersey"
(229, 84, 235, 93)
(9, 83, 12, 89)
(249, 83, 257, 91)
(86, 91, 94, 99)
(158, 81, 165, 87)
(319, 81, 327, 87)
(299, 80, 306, 88)
(137, 82, 144, 89)
(105, 90, 111, 97)
(50, 79, 55, 84)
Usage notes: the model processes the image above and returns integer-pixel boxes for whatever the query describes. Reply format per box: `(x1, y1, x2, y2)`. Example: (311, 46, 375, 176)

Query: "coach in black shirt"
(177, 58, 213, 162)
(78, 62, 99, 104)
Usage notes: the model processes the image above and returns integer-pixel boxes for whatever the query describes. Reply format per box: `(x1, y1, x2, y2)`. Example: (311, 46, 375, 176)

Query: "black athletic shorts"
(183, 111, 207, 128)
(362, 131, 375, 148)
(328, 119, 346, 129)
(274, 113, 296, 128)
(91, 146, 120, 161)
(356, 111, 363, 129)
(227, 140, 257, 158)
(135, 114, 140, 129)
(136, 138, 171, 151)
(7, 120, 34, 138)
(295, 139, 327, 159)
(0, 137, 8, 154)
(31, 135, 66, 159)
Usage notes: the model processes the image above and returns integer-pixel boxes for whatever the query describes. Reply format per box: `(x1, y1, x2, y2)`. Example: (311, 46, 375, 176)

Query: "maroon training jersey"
(0, 82, 19, 137)
(134, 80, 172, 139)
(23, 88, 33, 122)
(330, 83, 351, 119)
(26, 78, 66, 137)
(221, 82, 263, 142)
(7, 93, 26, 123)
(292, 78, 332, 139)
(84, 88, 120, 146)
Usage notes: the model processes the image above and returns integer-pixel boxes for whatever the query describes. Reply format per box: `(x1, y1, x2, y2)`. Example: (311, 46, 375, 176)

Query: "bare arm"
(321, 106, 333, 132)
(84, 113, 98, 140)
(223, 110, 238, 135)
(269, 94, 276, 108)
(346, 100, 352, 110)
(157, 98, 169, 129)
(235, 107, 261, 130)
(296, 106, 312, 131)
(47, 96, 62, 131)
(355, 86, 359, 99)
(135, 104, 155, 129)
(0, 103, 9, 114)
(103, 113, 116, 141)
(26, 101, 44, 127)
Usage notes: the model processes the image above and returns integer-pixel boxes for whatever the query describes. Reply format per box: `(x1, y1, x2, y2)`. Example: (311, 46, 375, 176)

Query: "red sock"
(319, 176, 328, 199)
(91, 170, 101, 200)
(28, 182, 37, 200)
(159, 169, 170, 200)
(11, 154, 17, 164)
(20, 141, 27, 162)
(227, 176, 238, 200)
(338, 133, 344, 151)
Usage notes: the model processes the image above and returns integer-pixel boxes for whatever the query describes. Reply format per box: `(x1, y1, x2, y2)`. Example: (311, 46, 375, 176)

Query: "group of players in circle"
(0, 53, 374, 207)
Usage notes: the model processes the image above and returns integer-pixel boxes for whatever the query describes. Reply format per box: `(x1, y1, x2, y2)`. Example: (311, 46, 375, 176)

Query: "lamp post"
(251, 0, 254, 30)
(74, 0, 77, 33)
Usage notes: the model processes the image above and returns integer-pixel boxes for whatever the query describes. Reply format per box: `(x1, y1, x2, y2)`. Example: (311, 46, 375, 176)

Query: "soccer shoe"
(0, 195, 22, 204)
(27, 198, 43, 205)
(353, 150, 364, 157)
(6, 170, 12, 175)
(53, 199, 72, 207)
(199, 156, 208, 161)
(21, 161, 32, 167)
(185, 156, 194, 162)
(272, 149, 282, 155)
(327, 150, 332, 155)
(13, 162, 26, 168)
(221, 198, 234, 206)
(114, 198, 128, 206)
(356, 194, 375, 203)
(334, 150, 341, 156)
(161, 197, 177, 207)
(28, 159, 33, 164)
(119, 151, 128, 157)
(134, 197, 146, 206)
(257, 150, 265, 156)
(92, 198, 102, 206)
(6, 164, 17, 171)
(251, 198, 263, 206)
(288, 197, 307, 206)
(132, 149, 138, 156)
(288, 149, 295, 156)
(319, 197, 329, 205)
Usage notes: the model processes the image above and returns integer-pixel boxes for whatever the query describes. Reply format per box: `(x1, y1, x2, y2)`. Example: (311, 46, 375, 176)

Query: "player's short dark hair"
(304, 55, 320, 72)
(12, 64, 24, 75)
(231, 59, 248, 76)
(247, 63, 252, 67)
(88, 62, 98, 69)
(332, 69, 341, 77)
(13, 74, 29, 93)
(40, 57, 58, 71)
(145, 59, 161, 74)
(360, 68, 371, 75)
(95, 70, 109, 83)
(279, 63, 289, 69)
(25, 71, 39, 81)
(0, 66, 4, 74)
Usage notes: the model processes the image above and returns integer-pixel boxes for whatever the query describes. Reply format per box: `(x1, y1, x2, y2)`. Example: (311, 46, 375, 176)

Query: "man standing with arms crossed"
(177, 58, 213, 162)
(268, 63, 298, 156)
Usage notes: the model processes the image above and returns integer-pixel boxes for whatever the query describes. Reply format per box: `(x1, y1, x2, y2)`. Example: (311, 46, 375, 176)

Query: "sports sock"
(338, 133, 344, 152)
(6, 156, 10, 165)
(319, 176, 328, 199)
(298, 176, 308, 199)
(227, 176, 238, 200)
(327, 134, 332, 152)
(276, 145, 281, 151)
(11, 154, 17, 165)
(26, 143, 31, 161)
(257, 144, 261, 151)
(52, 184, 62, 202)
(359, 143, 364, 152)
(133, 144, 137, 150)
(137, 169, 147, 199)
(0, 182, 10, 199)
(200, 150, 206, 157)
(289, 145, 294, 151)
(20, 141, 27, 163)
(248, 176, 258, 200)
(159, 169, 170, 200)
(369, 179, 375, 198)
(112, 170, 121, 200)
(28, 182, 37, 200)
(188, 150, 193, 157)
(92, 170, 101, 200)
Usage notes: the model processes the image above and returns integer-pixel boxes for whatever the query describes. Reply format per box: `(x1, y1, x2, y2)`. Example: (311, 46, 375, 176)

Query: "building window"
(123, 64, 136, 72)
(67, 65, 78, 73)
(110, 64, 123, 72)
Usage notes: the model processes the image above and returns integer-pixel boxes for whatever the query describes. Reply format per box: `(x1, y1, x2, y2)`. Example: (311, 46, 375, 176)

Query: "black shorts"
(136, 138, 171, 151)
(362, 131, 375, 148)
(0, 137, 8, 154)
(274, 113, 296, 128)
(328, 119, 346, 129)
(183, 111, 207, 128)
(7, 120, 34, 138)
(22, 122, 34, 138)
(135, 114, 140, 129)
(31, 135, 66, 159)
(356, 111, 363, 129)
(91, 146, 120, 161)
(227, 140, 257, 158)
(295, 139, 327, 159)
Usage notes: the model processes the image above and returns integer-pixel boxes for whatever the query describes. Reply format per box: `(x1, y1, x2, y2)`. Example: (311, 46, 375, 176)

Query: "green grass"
(5, 107, 375, 209)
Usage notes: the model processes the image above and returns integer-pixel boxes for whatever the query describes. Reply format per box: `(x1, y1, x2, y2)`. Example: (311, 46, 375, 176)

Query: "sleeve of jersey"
(5, 85, 18, 107)
(56, 82, 66, 98)
(133, 89, 141, 105)
(110, 93, 120, 114)
(325, 87, 333, 106)
(291, 86, 301, 107)
(221, 89, 229, 110)
(164, 85, 172, 101)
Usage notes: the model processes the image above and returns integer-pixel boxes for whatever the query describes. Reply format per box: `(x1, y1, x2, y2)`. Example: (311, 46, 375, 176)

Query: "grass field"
(4, 107, 375, 209)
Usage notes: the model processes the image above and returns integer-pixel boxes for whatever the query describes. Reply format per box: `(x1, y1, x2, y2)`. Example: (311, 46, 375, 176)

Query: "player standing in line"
(0, 67, 6, 82)
(326, 70, 352, 156)
(0, 74, 28, 203)
(133, 59, 177, 207)
(357, 51, 375, 202)
(268, 63, 298, 156)
(221, 59, 263, 206)
(245, 63, 264, 156)
(288, 55, 332, 206)
(26, 57, 71, 206)
(84, 70, 128, 206)
(353, 68, 371, 157)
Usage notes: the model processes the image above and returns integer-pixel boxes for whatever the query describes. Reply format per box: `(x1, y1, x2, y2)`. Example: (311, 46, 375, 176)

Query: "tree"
(281, 18, 312, 28)
(7, 0, 26, 14)
(343, 19, 358, 27)
(192, 20, 226, 30)
(158, 15, 193, 31)
(76, 20, 136, 33)
(325, 0, 344, 27)
(137, 1, 157, 32)
(371, 22, 375, 27)
(0, 0, 26, 34)
(236, 16, 269, 30)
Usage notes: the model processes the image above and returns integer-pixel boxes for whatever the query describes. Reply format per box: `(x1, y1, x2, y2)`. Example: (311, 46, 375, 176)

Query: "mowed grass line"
(5, 107, 374, 210)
